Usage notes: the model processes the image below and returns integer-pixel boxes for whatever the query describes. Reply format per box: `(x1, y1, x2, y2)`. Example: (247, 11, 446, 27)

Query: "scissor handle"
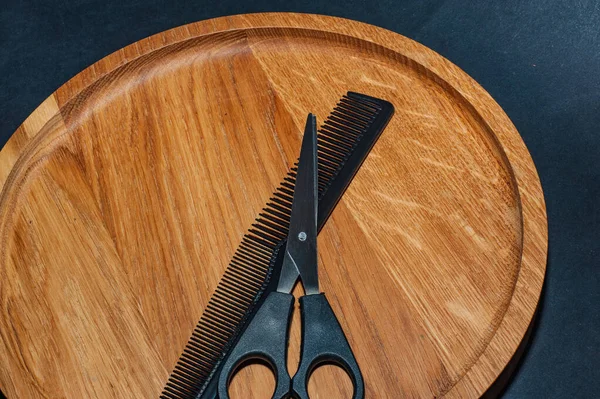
(291, 293, 365, 399)
(217, 291, 294, 399)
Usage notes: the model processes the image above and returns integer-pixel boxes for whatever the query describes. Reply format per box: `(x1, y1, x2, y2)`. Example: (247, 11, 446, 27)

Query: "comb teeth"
(161, 92, 393, 399)
(317, 93, 383, 196)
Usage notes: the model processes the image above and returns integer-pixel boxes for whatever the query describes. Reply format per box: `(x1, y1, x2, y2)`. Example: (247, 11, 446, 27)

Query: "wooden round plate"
(0, 13, 547, 398)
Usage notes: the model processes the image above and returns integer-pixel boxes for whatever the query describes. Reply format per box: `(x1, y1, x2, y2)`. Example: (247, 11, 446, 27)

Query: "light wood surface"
(0, 13, 547, 398)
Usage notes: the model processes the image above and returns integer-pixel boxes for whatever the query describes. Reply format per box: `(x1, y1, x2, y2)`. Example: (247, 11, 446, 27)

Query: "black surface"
(0, 1, 598, 397)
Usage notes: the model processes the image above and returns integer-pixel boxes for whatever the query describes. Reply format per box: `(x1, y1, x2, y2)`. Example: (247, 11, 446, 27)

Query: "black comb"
(161, 92, 394, 399)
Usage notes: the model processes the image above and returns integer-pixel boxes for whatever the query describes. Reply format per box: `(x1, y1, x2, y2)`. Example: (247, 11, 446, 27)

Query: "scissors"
(217, 114, 364, 398)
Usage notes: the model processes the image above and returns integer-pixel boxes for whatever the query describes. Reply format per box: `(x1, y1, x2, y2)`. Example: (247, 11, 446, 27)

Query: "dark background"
(1, 1, 598, 397)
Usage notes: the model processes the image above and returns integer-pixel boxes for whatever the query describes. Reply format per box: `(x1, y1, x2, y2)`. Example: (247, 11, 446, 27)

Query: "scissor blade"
(276, 114, 319, 295)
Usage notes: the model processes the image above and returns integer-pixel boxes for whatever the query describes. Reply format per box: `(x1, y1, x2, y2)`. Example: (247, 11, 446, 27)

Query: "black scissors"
(217, 114, 364, 398)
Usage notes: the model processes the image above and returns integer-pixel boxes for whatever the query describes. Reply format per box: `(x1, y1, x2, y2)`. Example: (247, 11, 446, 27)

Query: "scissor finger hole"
(228, 358, 275, 399)
(308, 362, 353, 398)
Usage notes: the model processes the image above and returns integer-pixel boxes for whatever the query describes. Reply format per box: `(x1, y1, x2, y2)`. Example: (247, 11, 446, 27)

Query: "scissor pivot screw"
(298, 232, 307, 241)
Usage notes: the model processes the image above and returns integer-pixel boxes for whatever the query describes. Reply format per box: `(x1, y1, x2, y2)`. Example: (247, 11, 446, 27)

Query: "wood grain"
(0, 13, 547, 398)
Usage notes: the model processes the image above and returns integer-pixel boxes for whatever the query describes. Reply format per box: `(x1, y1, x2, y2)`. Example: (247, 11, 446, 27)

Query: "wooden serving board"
(0, 13, 547, 398)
